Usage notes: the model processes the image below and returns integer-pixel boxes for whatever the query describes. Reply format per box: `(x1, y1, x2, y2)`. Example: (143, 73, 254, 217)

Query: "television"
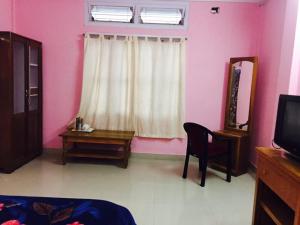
(274, 94, 300, 159)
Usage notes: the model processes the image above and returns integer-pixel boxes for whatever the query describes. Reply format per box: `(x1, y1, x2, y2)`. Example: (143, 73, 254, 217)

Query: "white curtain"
(133, 37, 185, 138)
(78, 34, 185, 138)
(78, 35, 134, 131)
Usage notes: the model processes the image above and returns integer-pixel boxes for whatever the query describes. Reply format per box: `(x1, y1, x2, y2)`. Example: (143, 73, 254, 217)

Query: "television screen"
(274, 95, 300, 158)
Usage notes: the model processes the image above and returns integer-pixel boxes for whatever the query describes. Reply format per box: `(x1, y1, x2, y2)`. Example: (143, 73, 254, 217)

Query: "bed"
(0, 195, 136, 225)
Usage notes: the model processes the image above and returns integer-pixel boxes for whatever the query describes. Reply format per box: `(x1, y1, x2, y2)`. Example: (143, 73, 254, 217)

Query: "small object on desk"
(80, 118, 83, 130)
(82, 123, 90, 131)
(74, 117, 92, 132)
(75, 117, 80, 130)
(71, 127, 94, 133)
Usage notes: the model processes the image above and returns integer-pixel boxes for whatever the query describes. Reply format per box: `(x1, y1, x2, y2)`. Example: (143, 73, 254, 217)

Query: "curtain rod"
(82, 33, 188, 40)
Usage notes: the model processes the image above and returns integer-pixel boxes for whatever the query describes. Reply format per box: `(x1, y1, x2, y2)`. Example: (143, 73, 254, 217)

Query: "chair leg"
(226, 142, 232, 183)
(198, 158, 202, 172)
(200, 158, 208, 187)
(182, 154, 190, 179)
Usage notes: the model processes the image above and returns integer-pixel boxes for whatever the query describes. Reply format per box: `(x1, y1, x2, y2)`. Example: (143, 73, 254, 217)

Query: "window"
(85, 0, 189, 29)
(140, 8, 183, 25)
(91, 6, 133, 23)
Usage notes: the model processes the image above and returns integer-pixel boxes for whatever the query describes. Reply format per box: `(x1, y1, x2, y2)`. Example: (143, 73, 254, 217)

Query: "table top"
(59, 129, 135, 140)
(214, 129, 248, 138)
(257, 147, 300, 183)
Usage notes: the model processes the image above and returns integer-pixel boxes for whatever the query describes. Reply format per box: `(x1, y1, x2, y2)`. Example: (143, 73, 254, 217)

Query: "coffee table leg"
(62, 139, 67, 165)
(122, 158, 128, 168)
(121, 142, 130, 168)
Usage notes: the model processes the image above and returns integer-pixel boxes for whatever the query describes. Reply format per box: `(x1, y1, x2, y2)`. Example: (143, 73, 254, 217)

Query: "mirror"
(225, 57, 258, 133)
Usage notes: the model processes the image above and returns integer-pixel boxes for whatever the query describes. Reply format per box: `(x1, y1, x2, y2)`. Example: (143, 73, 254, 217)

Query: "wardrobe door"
(0, 34, 12, 169)
(11, 36, 27, 162)
(27, 41, 42, 156)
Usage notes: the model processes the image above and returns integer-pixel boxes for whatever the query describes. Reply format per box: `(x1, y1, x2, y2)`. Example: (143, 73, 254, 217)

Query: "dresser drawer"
(258, 157, 299, 210)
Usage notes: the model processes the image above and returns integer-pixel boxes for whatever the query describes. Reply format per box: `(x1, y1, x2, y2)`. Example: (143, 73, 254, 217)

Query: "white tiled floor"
(0, 151, 256, 225)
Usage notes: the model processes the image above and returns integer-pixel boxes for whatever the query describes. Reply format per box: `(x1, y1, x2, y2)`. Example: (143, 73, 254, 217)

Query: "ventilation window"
(91, 6, 134, 23)
(86, 0, 189, 29)
(140, 8, 183, 25)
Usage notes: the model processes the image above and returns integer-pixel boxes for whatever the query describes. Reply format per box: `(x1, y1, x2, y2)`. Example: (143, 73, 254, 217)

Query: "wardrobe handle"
(25, 89, 31, 105)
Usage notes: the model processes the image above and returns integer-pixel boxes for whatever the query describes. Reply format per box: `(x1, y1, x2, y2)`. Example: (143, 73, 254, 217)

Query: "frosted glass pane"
(29, 46, 39, 112)
(91, 6, 133, 22)
(140, 8, 182, 25)
(13, 41, 25, 114)
(30, 66, 38, 88)
(30, 47, 38, 64)
(29, 96, 38, 111)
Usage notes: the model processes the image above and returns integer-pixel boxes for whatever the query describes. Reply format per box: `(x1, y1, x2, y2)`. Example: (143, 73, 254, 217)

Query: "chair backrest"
(183, 122, 214, 157)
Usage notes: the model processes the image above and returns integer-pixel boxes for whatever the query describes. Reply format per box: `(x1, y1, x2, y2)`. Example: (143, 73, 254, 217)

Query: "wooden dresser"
(252, 147, 300, 225)
(212, 130, 250, 176)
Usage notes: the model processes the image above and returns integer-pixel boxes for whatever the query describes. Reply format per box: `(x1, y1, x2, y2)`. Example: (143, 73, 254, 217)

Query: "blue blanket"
(0, 195, 136, 225)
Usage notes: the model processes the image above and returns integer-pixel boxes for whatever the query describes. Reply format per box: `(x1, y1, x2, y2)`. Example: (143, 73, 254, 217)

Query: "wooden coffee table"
(59, 129, 135, 168)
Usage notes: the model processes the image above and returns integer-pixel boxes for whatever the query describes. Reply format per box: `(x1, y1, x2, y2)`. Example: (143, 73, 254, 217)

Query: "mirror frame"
(224, 56, 258, 135)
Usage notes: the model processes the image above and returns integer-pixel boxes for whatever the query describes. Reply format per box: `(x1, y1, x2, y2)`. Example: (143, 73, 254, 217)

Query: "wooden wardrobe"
(0, 32, 42, 173)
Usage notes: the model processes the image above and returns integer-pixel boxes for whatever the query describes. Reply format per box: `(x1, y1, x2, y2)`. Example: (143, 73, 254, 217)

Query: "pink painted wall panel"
(0, 0, 12, 31)
(289, 1, 300, 95)
(186, 3, 260, 133)
(250, 0, 300, 164)
(277, 0, 299, 96)
(14, 0, 86, 148)
(14, 0, 260, 155)
(251, 1, 286, 164)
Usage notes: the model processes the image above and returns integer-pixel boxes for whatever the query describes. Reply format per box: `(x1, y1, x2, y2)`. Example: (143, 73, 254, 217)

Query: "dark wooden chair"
(182, 122, 233, 187)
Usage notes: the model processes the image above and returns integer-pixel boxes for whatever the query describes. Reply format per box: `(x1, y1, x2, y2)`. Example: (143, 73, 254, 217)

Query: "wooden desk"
(252, 147, 300, 225)
(211, 130, 250, 176)
(59, 130, 135, 168)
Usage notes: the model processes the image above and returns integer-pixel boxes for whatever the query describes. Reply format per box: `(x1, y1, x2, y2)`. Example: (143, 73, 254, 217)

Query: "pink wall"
(0, 0, 13, 31)
(14, 0, 260, 155)
(289, 1, 300, 95)
(251, 0, 286, 164)
(186, 2, 259, 130)
(277, 0, 299, 95)
(250, 0, 300, 164)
